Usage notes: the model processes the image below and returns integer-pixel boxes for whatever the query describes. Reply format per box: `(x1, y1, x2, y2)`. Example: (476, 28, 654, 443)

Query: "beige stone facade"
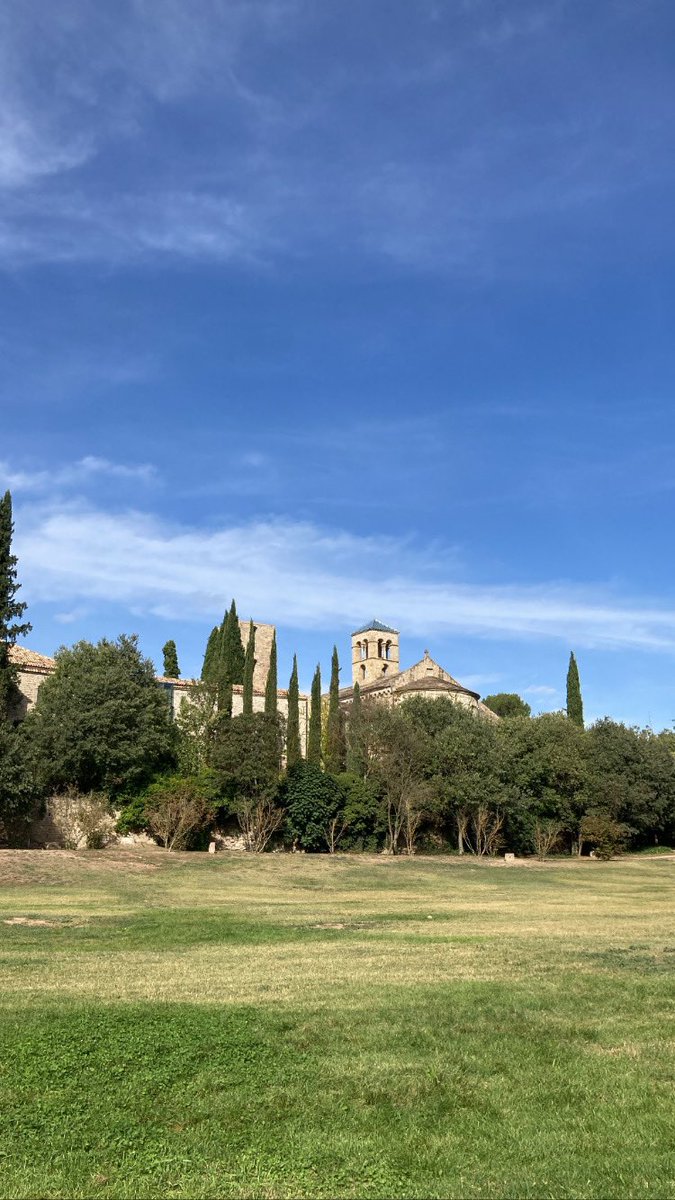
(352, 620, 400, 686)
(238, 619, 275, 693)
(9, 637, 309, 752)
(342, 626, 499, 722)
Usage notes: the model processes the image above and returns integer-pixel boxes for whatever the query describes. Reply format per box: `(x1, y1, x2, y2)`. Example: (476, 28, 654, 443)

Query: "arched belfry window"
(363, 640, 368, 659)
(385, 640, 391, 660)
(377, 639, 383, 658)
(360, 663, 366, 679)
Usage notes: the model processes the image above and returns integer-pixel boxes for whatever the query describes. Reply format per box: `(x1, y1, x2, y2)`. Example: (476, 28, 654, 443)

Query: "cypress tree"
(346, 680, 366, 777)
(325, 644, 345, 774)
(242, 620, 256, 715)
(0, 491, 31, 722)
(225, 599, 246, 685)
(264, 630, 278, 719)
(286, 654, 301, 768)
(201, 626, 220, 681)
(162, 639, 180, 678)
(307, 664, 322, 765)
(566, 651, 584, 728)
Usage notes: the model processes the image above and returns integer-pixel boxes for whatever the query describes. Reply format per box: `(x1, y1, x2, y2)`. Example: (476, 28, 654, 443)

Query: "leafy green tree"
(402, 697, 501, 852)
(162, 640, 180, 678)
(24, 635, 177, 798)
(566, 651, 584, 727)
(325, 645, 345, 774)
(498, 711, 588, 853)
(264, 630, 278, 719)
(583, 719, 675, 847)
(286, 654, 302, 768)
(0, 490, 31, 722)
(175, 682, 218, 774)
(335, 770, 380, 851)
(482, 693, 531, 719)
(363, 703, 432, 854)
(285, 761, 344, 851)
(201, 626, 220, 682)
(211, 711, 284, 849)
(242, 620, 256, 715)
(308, 664, 322, 765)
(346, 682, 366, 777)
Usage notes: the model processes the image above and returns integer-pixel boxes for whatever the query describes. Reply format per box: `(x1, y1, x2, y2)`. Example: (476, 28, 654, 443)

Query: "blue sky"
(2, 0, 675, 727)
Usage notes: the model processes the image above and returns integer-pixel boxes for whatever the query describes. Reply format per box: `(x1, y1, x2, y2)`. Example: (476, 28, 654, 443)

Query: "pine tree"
(308, 664, 322, 765)
(346, 681, 366, 776)
(162, 640, 180, 678)
(325, 645, 345, 774)
(201, 626, 220, 681)
(242, 620, 256, 715)
(566, 651, 584, 728)
(286, 654, 301, 768)
(0, 491, 31, 722)
(264, 631, 278, 719)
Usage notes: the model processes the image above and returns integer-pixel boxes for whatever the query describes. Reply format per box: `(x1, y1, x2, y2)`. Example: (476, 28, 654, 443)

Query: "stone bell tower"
(351, 620, 400, 686)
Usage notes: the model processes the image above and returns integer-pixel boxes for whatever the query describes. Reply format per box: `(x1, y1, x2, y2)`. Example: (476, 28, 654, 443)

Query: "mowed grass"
(0, 850, 673, 1199)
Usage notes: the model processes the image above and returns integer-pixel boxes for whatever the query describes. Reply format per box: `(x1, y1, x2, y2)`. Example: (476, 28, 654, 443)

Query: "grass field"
(0, 849, 673, 1199)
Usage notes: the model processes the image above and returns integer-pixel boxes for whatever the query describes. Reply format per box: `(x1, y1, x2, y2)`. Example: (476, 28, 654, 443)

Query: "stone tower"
(351, 620, 400, 686)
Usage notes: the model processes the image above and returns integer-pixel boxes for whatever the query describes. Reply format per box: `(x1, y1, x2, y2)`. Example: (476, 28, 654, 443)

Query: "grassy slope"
(0, 850, 673, 1199)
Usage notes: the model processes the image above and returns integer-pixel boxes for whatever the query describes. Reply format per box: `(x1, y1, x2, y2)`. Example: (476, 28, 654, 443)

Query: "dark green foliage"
(286, 655, 301, 768)
(242, 620, 255, 715)
(211, 712, 282, 811)
(307, 664, 322, 765)
(566, 651, 584, 727)
(482, 692, 531, 719)
(200, 626, 220, 682)
(583, 719, 675, 846)
(498, 712, 587, 853)
(23, 635, 177, 798)
(161, 639, 180, 678)
(335, 771, 381, 850)
(215, 600, 245, 715)
(264, 630, 278, 719)
(346, 681, 366, 776)
(580, 811, 629, 859)
(325, 645, 345, 774)
(402, 696, 502, 850)
(0, 490, 31, 722)
(284, 761, 344, 851)
(115, 794, 149, 835)
(0, 721, 33, 844)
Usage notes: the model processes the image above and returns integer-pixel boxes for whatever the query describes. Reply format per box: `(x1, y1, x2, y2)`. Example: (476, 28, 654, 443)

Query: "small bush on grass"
(46, 788, 115, 849)
(144, 774, 216, 851)
(580, 812, 629, 860)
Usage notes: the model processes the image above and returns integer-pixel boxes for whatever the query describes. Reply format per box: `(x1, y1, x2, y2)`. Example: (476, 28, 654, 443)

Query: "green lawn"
(0, 849, 673, 1198)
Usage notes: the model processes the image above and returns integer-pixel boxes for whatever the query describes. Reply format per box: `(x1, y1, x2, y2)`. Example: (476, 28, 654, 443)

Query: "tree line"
(1, 488, 674, 857)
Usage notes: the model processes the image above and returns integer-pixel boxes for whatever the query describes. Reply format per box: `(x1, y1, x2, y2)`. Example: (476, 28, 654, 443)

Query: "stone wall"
(239, 620, 275, 693)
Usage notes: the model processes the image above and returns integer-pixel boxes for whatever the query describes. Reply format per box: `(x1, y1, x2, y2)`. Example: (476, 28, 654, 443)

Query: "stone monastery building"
(9, 618, 497, 741)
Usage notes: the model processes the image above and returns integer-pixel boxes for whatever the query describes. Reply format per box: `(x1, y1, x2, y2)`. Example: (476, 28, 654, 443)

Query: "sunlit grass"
(0, 849, 673, 1197)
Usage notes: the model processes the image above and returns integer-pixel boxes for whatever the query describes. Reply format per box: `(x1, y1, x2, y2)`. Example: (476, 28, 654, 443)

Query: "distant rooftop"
(352, 619, 399, 636)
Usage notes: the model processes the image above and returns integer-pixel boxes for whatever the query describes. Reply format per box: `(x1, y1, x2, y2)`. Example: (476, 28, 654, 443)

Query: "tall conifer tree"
(242, 620, 256, 715)
(0, 491, 31, 722)
(566, 651, 584, 728)
(162, 640, 180, 678)
(201, 626, 220, 681)
(346, 680, 366, 777)
(286, 654, 301, 768)
(308, 664, 322, 764)
(264, 631, 278, 719)
(325, 645, 345, 774)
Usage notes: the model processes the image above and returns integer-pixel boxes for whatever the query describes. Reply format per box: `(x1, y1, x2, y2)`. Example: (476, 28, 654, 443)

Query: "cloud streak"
(0, 457, 158, 493)
(13, 501, 675, 652)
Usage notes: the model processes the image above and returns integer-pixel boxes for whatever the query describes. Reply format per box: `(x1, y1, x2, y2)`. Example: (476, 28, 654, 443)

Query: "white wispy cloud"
(0, 457, 158, 492)
(12, 500, 675, 652)
(0, 0, 670, 273)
